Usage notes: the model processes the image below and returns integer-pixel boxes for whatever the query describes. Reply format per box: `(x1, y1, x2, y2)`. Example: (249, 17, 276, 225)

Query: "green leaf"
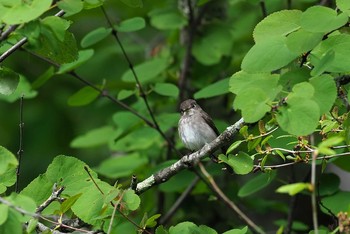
(276, 182, 311, 196)
(67, 86, 100, 106)
(242, 37, 299, 72)
(169, 222, 217, 234)
(253, 10, 302, 42)
(318, 173, 340, 197)
(57, 0, 84, 16)
(300, 6, 348, 33)
(238, 171, 276, 197)
(57, 49, 94, 74)
(321, 191, 350, 214)
(230, 71, 281, 123)
(32, 66, 55, 89)
(0, 209, 21, 234)
(309, 74, 337, 114)
(32, 31, 79, 64)
(192, 24, 233, 65)
(226, 140, 243, 154)
(83, 0, 105, 9)
(149, 8, 187, 30)
(0, 168, 16, 194)
(122, 190, 140, 211)
(117, 90, 134, 100)
(94, 153, 148, 178)
(0, 67, 20, 96)
(0, 146, 18, 175)
(310, 50, 335, 77)
(6, 193, 37, 222)
(310, 35, 350, 73)
(194, 78, 229, 99)
(115, 17, 146, 32)
(318, 136, 344, 155)
(70, 126, 114, 148)
(223, 226, 248, 234)
(121, 57, 168, 83)
(145, 214, 161, 228)
(154, 82, 179, 97)
(337, 0, 350, 16)
(60, 193, 82, 213)
(120, 0, 143, 8)
(1, 0, 52, 24)
(81, 27, 112, 48)
(0, 76, 37, 102)
(219, 152, 253, 175)
(41, 16, 71, 42)
(276, 96, 320, 136)
(286, 29, 323, 53)
(0, 205, 9, 225)
(26, 219, 38, 233)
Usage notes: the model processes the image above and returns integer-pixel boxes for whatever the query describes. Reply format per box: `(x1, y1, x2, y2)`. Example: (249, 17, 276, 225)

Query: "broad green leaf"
(57, 0, 84, 16)
(288, 82, 314, 99)
(149, 8, 187, 30)
(0, 205, 8, 225)
(112, 111, 141, 131)
(57, 49, 94, 74)
(310, 35, 350, 73)
(81, 27, 112, 48)
(70, 126, 114, 148)
(67, 86, 100, 106)
(286, 29, 323, 53)
(0, 67, 20, 96)
(20, 175, 52, 205)
(157, 112, 180, 132)
(115, 17, 146, 32)
(1, 0, 52, 24)
(41, 16, 71, 42)
(154, 82, 179, 97)
(219, 152, 253, 175)
(32, 31, 78, 64)
(276, 96, 320, 136)
(0, 76, 37, 102)
(120, 0, 143, 8)
(309, 74, 337, 114)
(83, 0, 105, 9)
(321, 191, 350, 214)
(0, 146, 18, 175)
(337, 0, 350, 16)
(310, 50, 335, 77)
(32, 66, 55, 89)
(253, 10, 302, 42)
(26, 219, 38, 233)
(242, 37, 299, 72)
(6, 193, 37, 222)
(0, 209, 21, 234)
(59, 193, 82, 213)
(0, 168, 16, 193)
(194, 78, 229, 99)
(276, 182, 311, 196)
(169, 222, 216, 234)
(192, 24, 233, 65)
(122, 190, 141, 211)
(317, 136, 344, 155)
(238, 171, 276, 197)
(117, 90, 134, 100)
(94, 153, 148, 178)
(279, 67, 310, 91)
(121, 58, 168, 83)
(223, 226, 248, 234)
(318, 173, 340, 197)
(300, 6, 348, 33)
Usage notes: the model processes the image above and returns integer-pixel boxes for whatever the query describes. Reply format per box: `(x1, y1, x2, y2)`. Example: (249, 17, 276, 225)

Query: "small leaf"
(32, 66, 55, 89)
(70, 126, 114, 148)
(122, 190, 141, 211)
(0, 146, 18, 175)
(145, 214, 161, 228)
(57, 0, 84, 16)
(276, 182, 311, 196)
(117, 90, 134, 100)
(238, 171, 276, 197)
(317, 136, 344, 155)
(57, 49, 94, 74)
(194, 78, 230, 99)
(0, 67, 20, 96)
(219, 152, 253, 175)
(149, 8, 187, 30)
(223, 226, 248, 234)
(153, 83, 179, 97)
(60, 193, 82, 213)
(81, 27, 112, 48)
(226, 140, 243, 154)
(67, 86, 100, 106)
(115, 17, 146, 32)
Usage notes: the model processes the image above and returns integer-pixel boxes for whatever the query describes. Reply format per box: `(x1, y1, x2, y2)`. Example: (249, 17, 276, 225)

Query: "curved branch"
(135, 118, 245, 194)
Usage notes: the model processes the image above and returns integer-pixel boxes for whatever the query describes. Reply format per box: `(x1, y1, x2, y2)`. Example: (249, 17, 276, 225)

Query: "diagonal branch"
(135, 118, 245, 194)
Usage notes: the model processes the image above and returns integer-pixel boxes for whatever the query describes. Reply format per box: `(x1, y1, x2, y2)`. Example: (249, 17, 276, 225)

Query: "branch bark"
(135, 118, 245, 194)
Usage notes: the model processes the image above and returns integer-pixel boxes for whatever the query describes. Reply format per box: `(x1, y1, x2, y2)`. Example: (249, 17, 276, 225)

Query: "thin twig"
(36, 184, 65, 213)
(198, 163, 265, 234)
(159, 176, 200, 225)
(15, 94, 24, 193)
(107, 191, 125, 234)
(259, 0, 267, 18)
(0, 25, 19, 42)
(310, 135, 319, 234)
(285, 166, 296, 234)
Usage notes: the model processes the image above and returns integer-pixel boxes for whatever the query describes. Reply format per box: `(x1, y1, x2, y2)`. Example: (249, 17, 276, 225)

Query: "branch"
(15, 95, 24, 193)
(135, 118, 245, 194)
(198, 163, 265, 234)
(310, 135, 319, 233)
(36, 183, 65, 213)
(0, 25, 19, 42)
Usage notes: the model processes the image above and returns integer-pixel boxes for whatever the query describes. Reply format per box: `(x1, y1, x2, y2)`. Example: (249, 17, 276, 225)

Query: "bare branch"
(16, 95, 24, 193)
(36, 184, 65, 213)
(136, 118, 245, 194)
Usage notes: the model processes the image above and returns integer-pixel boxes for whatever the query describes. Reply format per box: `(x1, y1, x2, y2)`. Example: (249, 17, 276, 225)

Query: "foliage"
(1, 0, 350, 233)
